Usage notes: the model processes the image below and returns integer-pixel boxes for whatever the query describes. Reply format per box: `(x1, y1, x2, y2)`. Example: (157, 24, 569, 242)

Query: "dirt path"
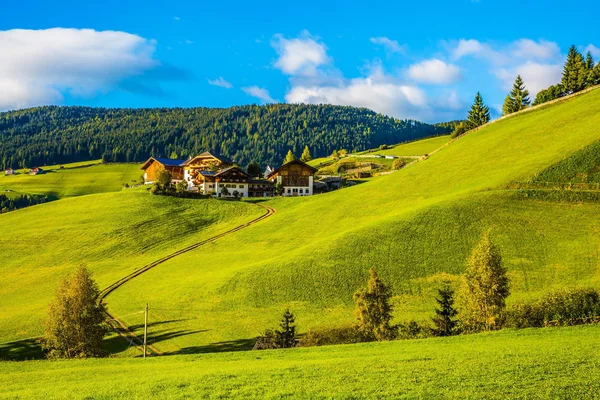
(99, 203, 276, 356)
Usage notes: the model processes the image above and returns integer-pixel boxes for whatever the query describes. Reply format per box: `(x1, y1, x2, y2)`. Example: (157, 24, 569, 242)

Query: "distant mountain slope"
(0, 104, 450, 169)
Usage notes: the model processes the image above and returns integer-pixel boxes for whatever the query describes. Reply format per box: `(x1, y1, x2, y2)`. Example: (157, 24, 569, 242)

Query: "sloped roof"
(267, 159, 318, 178)
(184, 151, 233, 166)
(140, 157, 186, 170)
(214, 166, 250, 178)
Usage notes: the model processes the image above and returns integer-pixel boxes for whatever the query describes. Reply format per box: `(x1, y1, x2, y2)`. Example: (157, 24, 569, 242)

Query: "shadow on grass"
(0, 338, 45, 361)
(165, 338, 256, 355)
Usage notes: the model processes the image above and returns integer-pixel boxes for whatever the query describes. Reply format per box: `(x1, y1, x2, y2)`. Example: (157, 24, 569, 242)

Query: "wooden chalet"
(249, 179, 275, 197)
(29, 167, 44, 175)
(267, 159, 317, 196)
(141, 157, 186, 183)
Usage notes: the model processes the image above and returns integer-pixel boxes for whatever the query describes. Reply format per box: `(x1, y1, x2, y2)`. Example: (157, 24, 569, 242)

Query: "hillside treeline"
(0, 104, 450, 169)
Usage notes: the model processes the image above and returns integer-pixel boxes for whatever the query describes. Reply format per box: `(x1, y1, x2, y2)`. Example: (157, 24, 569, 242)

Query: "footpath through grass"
(1, 324, 599, 399)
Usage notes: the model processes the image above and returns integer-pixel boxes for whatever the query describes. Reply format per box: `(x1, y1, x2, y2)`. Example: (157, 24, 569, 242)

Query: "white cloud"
(450, 39, 488, 60)
(271, 31, 329, 76)
(0, 28, 159, 111)
(207, 76, 233, 89)
(242, 86, 276, 103)
(285, 65, 431, 120)
(585, 44, 600, 58)
(407, 59, 461, 84)
(370, 37, 407, 54)
(512, 39, 560, 60)
(174, 16, 181, 21)
(495, 61, 562, 97)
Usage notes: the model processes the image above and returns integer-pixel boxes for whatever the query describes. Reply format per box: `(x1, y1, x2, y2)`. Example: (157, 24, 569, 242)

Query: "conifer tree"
(246, 161, 261, 177)
(562, 45, 587, 94)
(509, 75, 530, 112)
(432, 285, 459, 336)
(460, 231, 510, 331)
(501, 94, 515, 116)
(300, 146, 312, 162)
(585, 52, 597, 87)
(275, 309, 296, 348)
(283, 150, 297, 164)
(466, 92, 491, 128)
(41, 266, 106, 359)
(353, 268, 395, 341)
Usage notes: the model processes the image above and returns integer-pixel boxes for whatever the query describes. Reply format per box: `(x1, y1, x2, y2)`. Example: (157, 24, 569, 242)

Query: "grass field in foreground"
(0, 190, 264, 344)
(0, 161, 140, 199)
(1, 324, 599, 399)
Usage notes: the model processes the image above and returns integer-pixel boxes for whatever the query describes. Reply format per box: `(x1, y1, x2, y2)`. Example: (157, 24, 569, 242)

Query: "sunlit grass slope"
(1, 325, 599, 399)
(360, 134, 451, 156)
(0, 161, 140, 199)
(0, 191, 264, 343)
(107, 89, 600, 352)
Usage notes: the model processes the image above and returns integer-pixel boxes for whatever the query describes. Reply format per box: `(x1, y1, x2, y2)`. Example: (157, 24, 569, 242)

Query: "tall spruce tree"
(283, 150, 297, 164)
(300, 145, 312, 162)
(466, 92, 491, 128)
(460, 231, 510, 331)
(585, 52, 597, 87)
(509, 75, 530, 112)
(353, 268, 395, 341)
(432, 285, 459, 336)
(275, 309, 296, 348)
(562, 45, 587, 94)
(41, 266, 106, 359)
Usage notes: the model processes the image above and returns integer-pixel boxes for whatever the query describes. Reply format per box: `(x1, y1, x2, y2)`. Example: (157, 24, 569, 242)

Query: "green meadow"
(1, 325, 599, 399)
(359, 134, 451, 156)
(0, 87, 599, 398)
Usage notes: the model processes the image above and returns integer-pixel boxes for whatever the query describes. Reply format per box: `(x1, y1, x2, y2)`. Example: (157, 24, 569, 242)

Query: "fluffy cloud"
(370, 37, 407, 54)
(407, 59, 461, 84)
(242, 86, 276, 103)
(495, 61, 562, 96)
(512, 39, 560, 60)
(0, 28, 162, 111)
(207, 76, 233, 88)
(271, 31, 329, 76)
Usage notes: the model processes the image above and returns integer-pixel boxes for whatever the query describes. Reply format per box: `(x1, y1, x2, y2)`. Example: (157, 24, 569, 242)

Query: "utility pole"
(143, 303, 148, 358)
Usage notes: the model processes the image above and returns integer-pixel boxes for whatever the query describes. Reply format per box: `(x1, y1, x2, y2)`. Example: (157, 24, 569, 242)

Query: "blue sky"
(1, 0, 598, 122)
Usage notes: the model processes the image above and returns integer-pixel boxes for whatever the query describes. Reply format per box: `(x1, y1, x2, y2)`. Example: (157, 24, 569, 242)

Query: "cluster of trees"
(534, 46, 600, 105)
(0, 193, 47, 213)
(0, 104, 452, 170)
(502, 75, 530, 116)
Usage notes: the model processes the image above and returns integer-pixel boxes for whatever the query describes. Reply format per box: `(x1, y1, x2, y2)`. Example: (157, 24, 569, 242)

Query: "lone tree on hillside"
(432, 285, 459, 336)
(284, 150, 297, 164)
(562, 45, 587, 94)
(300, 146, 312, 162)
(275, 309, 297, 348)
(156, 168, 172, 189)
(41, 266, 106, 359)
(460, 231, 510, 331)
(466, 92, 491, 128)
(508, 75, 530, 114)
(353, 268, 395, 341)
(246, 161, 262, 178)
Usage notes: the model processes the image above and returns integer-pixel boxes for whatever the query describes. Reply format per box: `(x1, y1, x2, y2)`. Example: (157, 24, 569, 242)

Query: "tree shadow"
(0, 338, 45, 361)
(165, 338, 256, 355)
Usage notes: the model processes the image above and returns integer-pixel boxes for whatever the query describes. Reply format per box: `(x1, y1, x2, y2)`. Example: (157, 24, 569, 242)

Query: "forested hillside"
(0, 104, 450, 169)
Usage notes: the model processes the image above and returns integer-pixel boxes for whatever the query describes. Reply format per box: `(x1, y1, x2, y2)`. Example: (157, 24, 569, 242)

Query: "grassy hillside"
(0, 161, 140, 199)
(361, 134, 451, 156)
(104, 88, 600, 353)
(0, 191, 264, 344)
(1, 325, 599, 399)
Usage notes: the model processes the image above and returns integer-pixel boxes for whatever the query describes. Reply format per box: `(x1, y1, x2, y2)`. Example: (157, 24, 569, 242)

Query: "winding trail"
(99, 203, 276, 356)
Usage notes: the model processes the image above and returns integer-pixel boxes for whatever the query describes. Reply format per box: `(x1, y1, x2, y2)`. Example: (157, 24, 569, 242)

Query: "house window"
(239, 185, 244, 188)
(299, 189, 303, 194)
(287, 189, 291, 194)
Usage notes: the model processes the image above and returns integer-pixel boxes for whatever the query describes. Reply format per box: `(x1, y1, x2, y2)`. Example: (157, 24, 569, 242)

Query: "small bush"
(392, 158, 407, 170)
(379, 144, 388, 150)
(397, 320, 432, 340)
(300, 325, 365, 347)
(506, 288, 600, 328)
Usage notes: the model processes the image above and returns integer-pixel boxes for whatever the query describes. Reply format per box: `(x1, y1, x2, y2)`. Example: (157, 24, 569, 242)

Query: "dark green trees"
(432, 285, 459, 336)
(503, 75, 531, 116)
(41, 266, 106, 359)
(275, 309, 296, 348)
(562, 45, 588, 95)
(353, 268, 395, 341)
(246, 161, 262, 177)
(466, 92, 491, 128)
